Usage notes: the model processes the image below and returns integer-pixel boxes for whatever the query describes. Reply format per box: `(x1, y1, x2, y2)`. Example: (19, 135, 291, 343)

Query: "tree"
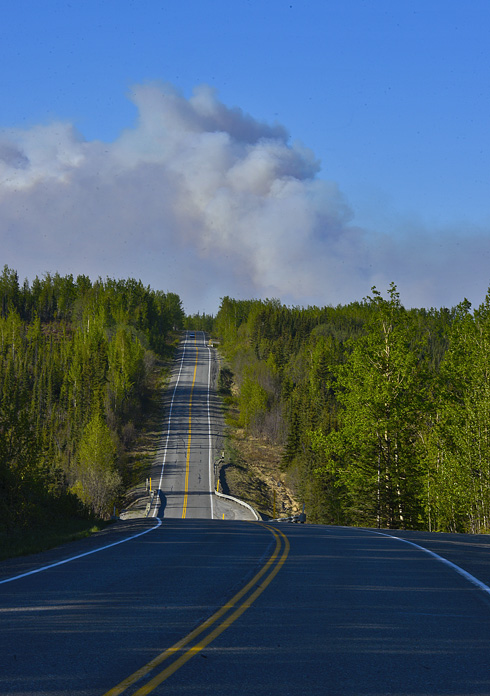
(433, 293, 490, 532)
(313, 284, 430, 528)
(71, 413, 121, 518)
(239, 374, 268, 430)
(106, 325, 145, 416)
(0, 265, 20, 318)
(0, 269, 185, 534)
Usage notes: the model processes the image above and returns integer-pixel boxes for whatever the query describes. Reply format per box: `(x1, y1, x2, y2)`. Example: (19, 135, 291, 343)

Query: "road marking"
(102, 525, 290, 695)
(182, 334, 199, 518)
(205, 334, 214, 519)
(0, 519, 162, 586)
(373, 530, 490, 596)
(154, 338, 188, 505)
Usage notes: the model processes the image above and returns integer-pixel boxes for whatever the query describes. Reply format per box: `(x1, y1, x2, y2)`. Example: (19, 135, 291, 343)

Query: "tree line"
(214, 286, 490, 533)
(4, 263, 490, 536)
(0, 266, 185, 532)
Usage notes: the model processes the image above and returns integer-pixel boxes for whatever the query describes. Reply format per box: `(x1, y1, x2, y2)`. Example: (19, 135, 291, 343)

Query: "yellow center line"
(102, 525, 290, 696)
(182, 337, 199, 519)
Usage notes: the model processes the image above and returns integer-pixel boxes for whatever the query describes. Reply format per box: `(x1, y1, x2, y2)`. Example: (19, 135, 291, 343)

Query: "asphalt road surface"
(3, 332, 490, 693)
(2, 521, 490, 694)
(147, 330, 256, 521)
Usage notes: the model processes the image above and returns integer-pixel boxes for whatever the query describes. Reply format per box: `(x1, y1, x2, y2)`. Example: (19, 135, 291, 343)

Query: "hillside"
(212, 289, 490, 533)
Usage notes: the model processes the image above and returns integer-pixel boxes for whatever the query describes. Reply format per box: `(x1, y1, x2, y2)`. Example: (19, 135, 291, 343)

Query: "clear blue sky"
(1, 0, 490, 313)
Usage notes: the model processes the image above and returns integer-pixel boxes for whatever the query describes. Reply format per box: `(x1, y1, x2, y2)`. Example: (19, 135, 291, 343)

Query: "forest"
(214, 285, 490, 533)
(3, 261, 490, 540)
(0, 265, 184, 543)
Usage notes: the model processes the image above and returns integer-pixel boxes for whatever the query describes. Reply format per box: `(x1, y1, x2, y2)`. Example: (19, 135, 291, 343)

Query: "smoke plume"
(0, 81, 488, 312)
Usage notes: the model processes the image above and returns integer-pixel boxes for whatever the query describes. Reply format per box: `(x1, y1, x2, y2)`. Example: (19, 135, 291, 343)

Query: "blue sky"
(1, 0, 490, 313)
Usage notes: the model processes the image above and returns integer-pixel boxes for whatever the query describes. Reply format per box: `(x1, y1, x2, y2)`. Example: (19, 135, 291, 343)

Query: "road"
(2, 332, 490, 693)
(2, 522, 490, 694)
(147, 330, 256, 521)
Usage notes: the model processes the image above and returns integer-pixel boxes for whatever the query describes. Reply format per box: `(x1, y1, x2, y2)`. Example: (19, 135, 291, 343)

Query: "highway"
(147, 330, 256, 521)
(2, 332, 490, 693)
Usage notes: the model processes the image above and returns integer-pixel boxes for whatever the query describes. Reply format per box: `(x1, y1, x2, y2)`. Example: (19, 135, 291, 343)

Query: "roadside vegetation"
(213, 287, 490, 533)
(0, 265, 184, 558)
(4, 261, 490, 559)
(215, 361, 300, 519)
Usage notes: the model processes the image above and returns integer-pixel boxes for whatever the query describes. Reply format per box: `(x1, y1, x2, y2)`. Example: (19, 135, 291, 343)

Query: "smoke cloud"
(0, 81, 488, 312)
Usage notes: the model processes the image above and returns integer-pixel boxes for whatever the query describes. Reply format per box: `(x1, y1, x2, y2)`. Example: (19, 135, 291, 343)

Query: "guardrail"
(145, 489, 159, 517)
(273, 513, 306, 523)
(214, 490, 261, 521)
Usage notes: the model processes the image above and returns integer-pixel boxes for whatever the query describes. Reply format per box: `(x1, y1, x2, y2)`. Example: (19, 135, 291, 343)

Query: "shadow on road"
(156, 490, 167, 518)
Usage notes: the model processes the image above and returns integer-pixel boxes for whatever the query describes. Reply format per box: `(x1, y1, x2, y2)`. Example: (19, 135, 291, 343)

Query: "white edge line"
(373, 530, 490, 596)
(154, 335, 188, 505)
(3, 334, 190, 583)
(2, 333, 201, 584)
(206, 332, 215, 520)
(0, 518, 162, 586)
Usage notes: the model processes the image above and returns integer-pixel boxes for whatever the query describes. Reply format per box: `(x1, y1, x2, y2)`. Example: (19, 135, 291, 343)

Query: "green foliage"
(7, 264, 490, 535)
(313, 285, 430, 528)
(428, 293, 490, 532)
(217, 366, 233, 396)
(107, 325, 145, 416)
(239, 375, 268, 429)
(0, 267, 184, 530)
(185, 311, 214, 332)
(71, 413, 121, 518)
(214, 287, 475, 530)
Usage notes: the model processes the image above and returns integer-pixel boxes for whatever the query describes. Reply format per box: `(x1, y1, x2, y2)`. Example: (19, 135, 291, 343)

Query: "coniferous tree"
(433, 293, 490, 532)
(312, 285, 430, 528)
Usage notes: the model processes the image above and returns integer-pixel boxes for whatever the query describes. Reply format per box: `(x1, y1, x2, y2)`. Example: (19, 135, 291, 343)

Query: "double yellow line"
(102, 525, 290, 695)
(182, 336, 199, 518)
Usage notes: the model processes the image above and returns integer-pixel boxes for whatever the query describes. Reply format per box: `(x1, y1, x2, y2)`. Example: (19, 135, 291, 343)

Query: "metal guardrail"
(145, 489, 158, 517)
(273, 513, 306, 523)
(214, 490, 261, 521)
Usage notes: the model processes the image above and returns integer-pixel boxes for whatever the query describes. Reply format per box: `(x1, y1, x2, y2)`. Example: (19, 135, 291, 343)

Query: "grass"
(0, 516, 113, 562)
(119, 353, 173, 514)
